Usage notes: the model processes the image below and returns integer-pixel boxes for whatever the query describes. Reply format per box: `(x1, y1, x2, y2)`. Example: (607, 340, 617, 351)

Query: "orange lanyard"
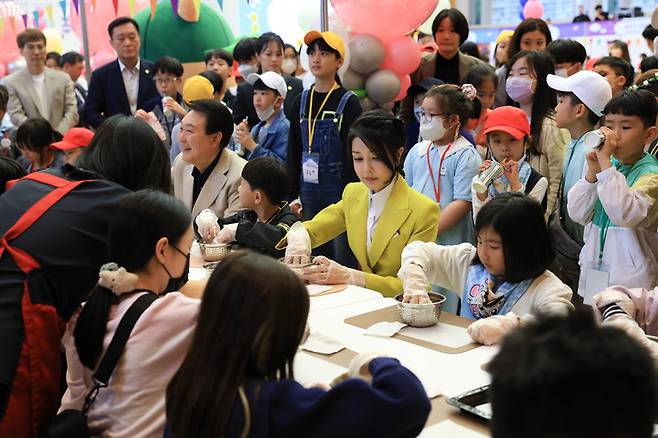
(426, 142, 452, 203)
(307, 83, 337, 153)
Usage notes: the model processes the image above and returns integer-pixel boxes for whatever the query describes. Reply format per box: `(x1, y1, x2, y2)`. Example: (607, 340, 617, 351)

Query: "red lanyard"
(426, 142, 452, 203)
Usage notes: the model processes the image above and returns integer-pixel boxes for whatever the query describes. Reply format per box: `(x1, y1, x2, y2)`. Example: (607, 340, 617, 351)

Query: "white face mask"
(256, 105, 275, 121)
(281, 59, 297, 75)
(506, 76, 535, 104)
(238, 63, 258, 79)
(554, 68, 568, 78)
(419, 117, 447, 142)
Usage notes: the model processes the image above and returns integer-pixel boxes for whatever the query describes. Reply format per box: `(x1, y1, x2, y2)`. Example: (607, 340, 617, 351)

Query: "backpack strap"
(82, 293, 158, 413)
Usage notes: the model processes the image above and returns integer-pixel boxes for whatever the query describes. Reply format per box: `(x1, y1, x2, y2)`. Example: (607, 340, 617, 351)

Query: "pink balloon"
(0, 62, 6, 78)
(92, 50, 116, 70)
(70, 0, 149, 56)
(331, 0, 438, 41)
(394, 74, 412, 102)
(523, 0, 544, 19)
(380, 36, 421, 76)
(0, 22, 20, 64)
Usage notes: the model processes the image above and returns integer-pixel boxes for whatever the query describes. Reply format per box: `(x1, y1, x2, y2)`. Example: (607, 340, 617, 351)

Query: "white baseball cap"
(546, 70, 612, 117)
(246, 71, 288, 98)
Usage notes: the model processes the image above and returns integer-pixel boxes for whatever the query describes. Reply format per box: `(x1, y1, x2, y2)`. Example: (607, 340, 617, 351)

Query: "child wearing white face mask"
(404, 84, 482, 313)
(505, 50, 570, 220)
(233, 71, 289, 162)
(472, 106, 548, 219)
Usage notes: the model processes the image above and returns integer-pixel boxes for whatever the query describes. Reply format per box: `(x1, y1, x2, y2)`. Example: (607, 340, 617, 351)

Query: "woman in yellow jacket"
(283, 110, 439, 297)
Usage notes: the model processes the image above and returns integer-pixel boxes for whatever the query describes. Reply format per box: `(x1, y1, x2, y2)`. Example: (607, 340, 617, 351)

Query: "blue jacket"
(165, 358, 430, 438)
(246, 110, 289, 162)
(82, 59, 159, 128)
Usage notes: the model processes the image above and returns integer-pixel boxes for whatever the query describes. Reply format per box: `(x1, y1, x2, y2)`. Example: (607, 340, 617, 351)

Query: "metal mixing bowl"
(199, 242, 231, 262)
(394, 292, 447, 327)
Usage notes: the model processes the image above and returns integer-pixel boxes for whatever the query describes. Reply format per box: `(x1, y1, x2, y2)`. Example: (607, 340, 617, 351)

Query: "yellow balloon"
(418, 0, 451, 35)
(43, 28, 63, 54)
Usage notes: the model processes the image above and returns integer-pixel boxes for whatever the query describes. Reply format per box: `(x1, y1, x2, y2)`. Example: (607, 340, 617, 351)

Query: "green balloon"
(136, 2, 236, 63)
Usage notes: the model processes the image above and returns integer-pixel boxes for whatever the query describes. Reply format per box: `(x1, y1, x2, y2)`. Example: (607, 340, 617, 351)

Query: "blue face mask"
(414, 105, 423, 123)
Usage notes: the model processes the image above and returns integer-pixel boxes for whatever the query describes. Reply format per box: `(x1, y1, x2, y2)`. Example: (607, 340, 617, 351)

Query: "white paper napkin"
(300, 331, 345, 354)
(363, 321, 407, 337)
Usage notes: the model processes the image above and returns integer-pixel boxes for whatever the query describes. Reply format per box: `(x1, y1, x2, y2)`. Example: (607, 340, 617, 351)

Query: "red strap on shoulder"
(5, 170, 76, 191)
(0, 175, 94, 272)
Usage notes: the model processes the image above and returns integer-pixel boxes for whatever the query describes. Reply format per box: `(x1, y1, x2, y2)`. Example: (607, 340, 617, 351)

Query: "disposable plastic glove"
(467, 312, 521, 345)
(592, 288, 636, 321)
(214, 226, 236, 244)
(302, 256, 366, 287)
(348, 352, 388, 382)
(195, 209, 220, 243)
(134, 109, 167, 142)
(398, 263, 431, 304)
(284, 221, 312, 265)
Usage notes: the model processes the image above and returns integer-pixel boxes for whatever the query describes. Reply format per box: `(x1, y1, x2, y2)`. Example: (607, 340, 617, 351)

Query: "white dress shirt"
(366, 176, 396, 250)
(118, 58, 140, 114)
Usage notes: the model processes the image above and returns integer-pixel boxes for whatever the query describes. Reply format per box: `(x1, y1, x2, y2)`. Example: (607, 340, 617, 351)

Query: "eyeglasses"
(154, 76, 178, 84)
(418, 112, 449, 123)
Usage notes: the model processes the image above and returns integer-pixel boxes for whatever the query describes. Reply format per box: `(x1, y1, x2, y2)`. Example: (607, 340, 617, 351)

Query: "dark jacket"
(82, 59, 159, 128)
(219, 203, 299, 257)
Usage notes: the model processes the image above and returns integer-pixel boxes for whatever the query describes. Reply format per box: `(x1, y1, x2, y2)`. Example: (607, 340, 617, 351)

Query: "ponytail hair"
(348, 110, 406, 178)
(73, 190, 191, 369)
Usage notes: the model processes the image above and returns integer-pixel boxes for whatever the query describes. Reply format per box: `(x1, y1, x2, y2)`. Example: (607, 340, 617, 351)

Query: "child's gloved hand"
(347, 352, 388, 382)
(134, 109, 167, 141)
(284, 221, 312, 264)
(195, 209, 220, 243)
(592, 287, 636, 320)
(302, 256, 365, 286)
(398, 263, 431, 304)
(214, 227, 236, 244)
(467, 312, 520, 345)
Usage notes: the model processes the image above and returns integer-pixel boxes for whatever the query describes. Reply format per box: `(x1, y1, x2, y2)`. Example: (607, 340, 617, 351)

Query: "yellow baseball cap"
(496, 30, 514, 45)
(183, 75, 215, 103)
(304, 30, 345, 59)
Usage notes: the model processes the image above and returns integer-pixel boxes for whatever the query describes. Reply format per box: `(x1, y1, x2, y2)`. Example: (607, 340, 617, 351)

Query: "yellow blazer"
(304, 177, 439, 297)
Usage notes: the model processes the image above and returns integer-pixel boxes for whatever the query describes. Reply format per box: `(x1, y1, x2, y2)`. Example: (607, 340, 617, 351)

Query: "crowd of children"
(1, 7, 658, 438)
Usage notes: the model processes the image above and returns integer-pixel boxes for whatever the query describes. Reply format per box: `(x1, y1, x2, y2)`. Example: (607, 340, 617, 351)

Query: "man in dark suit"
(82, 17, 159, 128)
(60, 51, 87, 125)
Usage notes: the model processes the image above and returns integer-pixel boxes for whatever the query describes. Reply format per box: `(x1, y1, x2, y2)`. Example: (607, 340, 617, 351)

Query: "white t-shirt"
(31, 72, 46, 112)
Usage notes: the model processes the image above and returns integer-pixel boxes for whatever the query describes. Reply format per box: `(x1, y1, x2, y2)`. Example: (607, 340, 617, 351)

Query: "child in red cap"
(472, 106, 548, 219)
(50, 127, 94, 165)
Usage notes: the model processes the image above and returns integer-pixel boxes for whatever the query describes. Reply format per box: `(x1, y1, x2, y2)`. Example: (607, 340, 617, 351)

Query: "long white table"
(298, 285, 494, 437)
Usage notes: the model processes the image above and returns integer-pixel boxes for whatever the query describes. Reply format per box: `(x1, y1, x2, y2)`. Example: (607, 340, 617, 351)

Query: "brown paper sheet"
(344, 305, 480, 354)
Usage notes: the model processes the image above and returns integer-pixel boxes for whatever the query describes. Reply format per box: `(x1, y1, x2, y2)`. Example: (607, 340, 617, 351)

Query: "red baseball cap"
(50, 128, 94, 151)
(481, 106, 530, 140)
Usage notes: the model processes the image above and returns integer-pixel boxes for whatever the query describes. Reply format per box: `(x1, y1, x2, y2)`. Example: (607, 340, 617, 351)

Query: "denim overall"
(299, 88, 356, 267)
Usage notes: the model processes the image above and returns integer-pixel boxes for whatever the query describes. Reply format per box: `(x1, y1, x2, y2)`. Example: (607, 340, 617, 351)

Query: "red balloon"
(331, 0, 438, 41)
(380, 36, 421, 75)
(394, 74, 412, 102)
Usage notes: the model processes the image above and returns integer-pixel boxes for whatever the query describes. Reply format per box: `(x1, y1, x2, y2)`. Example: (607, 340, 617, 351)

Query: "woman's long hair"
(166, 252, 310, 438)
(506, 50, 557, 156)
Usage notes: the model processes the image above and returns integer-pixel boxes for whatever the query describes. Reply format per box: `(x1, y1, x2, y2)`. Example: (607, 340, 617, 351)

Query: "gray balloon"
(349, 34, 386, 75)
(341, 68, 365, 90)
(365, 69, 401, 104)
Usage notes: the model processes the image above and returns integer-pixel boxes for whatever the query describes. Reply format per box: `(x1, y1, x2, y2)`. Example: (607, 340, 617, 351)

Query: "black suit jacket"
(82, 59, 159, 128)
(232, 75, 303, 128)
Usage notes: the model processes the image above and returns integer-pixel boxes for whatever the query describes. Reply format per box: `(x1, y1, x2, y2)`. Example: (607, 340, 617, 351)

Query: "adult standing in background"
(83, 17, 159, 128)
(60, 51, 87, 124)
(2, 29, 78, 134)
(572, 5, 591, 22)
(400, 8, 486, 125)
